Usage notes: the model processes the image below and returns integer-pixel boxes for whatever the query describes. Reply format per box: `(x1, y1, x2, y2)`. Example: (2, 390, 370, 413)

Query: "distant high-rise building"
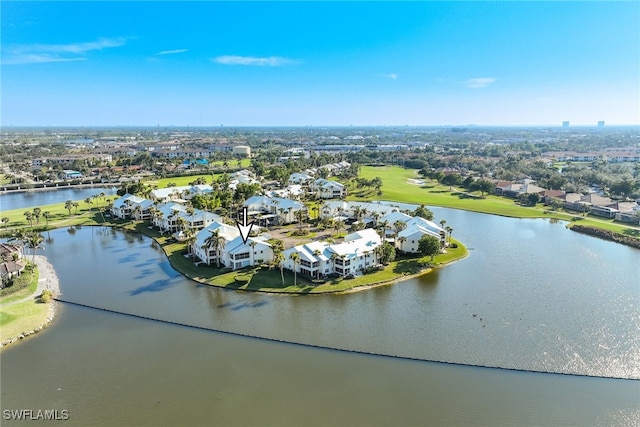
(562, 121, 570, 128)
(597, 121, 605, 128)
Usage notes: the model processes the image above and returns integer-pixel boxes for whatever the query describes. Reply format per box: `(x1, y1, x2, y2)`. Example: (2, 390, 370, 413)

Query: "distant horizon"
(3, 123, 639, 131)
(2, 2, 638, 127)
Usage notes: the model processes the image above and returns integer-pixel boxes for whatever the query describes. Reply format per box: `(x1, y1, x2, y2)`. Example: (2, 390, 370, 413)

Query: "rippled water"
(1, 207, 639, 425)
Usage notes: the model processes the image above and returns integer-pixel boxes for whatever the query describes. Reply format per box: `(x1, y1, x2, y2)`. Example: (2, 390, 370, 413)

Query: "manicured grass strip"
(353, 165, 640, 235)
(0, 299, 49, 343)
(146, 174, 218, 188)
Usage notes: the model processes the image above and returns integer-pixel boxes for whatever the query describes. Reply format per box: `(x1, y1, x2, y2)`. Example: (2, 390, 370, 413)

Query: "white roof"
(379, 211, 412, 225)
(113, 194, 153, 209)
(244, 195, 303, 211)
(224, 236, 271, 256)
(329, 228, 381, 259)
(194, 221, 239, 249)
(398, 225, 441, 240)
(405, 217, 444, 235)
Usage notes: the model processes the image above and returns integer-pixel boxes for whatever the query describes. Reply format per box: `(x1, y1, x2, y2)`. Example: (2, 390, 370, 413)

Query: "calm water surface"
(0, 187, 117, 211)
(1, 207, 639, 425)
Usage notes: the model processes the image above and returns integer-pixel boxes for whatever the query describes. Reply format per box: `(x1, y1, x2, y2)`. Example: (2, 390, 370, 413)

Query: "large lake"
(1, 207, 639, 426)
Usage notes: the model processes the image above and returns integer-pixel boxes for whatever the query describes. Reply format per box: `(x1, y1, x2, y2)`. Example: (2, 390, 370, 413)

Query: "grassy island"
(121, 222, 468, 294)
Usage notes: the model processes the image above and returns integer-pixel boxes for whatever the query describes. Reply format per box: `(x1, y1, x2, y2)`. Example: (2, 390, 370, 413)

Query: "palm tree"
(42, 211, 51, 228)
(202, 229, 226, 267)
(168, 210, 179, 232)
(184, 229, 197, 256)
(85, 197, 93, 211)
(1, 217, 10, 230)
(439, 219, 447, 230)
(92, 194, 106, 222)
(312, 249, 322, 279)
(295, 209, 306, 231)
(73, 202, 80, 214)
(23, 211, 34, 228)
(148, 206, 158, 224)
(25, 231, 45, 263)
(8, 229, 27, 258)
(393, 220, 406, 245)
(289, 251, 300, 287)
(330, 252, 338, 275)
(32, 207, 42, 224)
(156, 211, 164, 231)
(379, 220, 389, 241)
(278, 208, 286, 225)
(132, 205, 143, 221)
(371, 212, 380, 227)
(445, 226, 453, 245)
(274, 252, 285, 285)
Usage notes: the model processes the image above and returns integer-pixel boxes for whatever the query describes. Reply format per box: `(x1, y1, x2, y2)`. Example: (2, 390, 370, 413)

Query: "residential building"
(110, 194, 155, 220)
(243, 195, 305, 225)
(283, 228, 381, 278)
(191, 222, 239, 266)
(311, 178, 347, 199)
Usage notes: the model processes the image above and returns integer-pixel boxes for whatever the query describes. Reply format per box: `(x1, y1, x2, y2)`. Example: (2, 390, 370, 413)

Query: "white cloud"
(3, 37, 127, 65)
(377, 73, 398, 80)
(213, 55, 298, 66)
(157, 49, 188, 55)
(466, 77, 497, 88)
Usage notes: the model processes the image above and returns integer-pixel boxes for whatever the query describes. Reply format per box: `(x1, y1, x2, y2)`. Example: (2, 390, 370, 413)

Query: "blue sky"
(2, 1, 639, 127)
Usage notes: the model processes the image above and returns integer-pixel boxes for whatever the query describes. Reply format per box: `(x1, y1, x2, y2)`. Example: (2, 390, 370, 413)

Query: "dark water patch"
(133, 258, 161, 269)
(128, 279, 176, 296)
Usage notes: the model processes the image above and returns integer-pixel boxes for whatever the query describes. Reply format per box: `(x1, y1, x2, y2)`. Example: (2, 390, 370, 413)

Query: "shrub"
(39, 289, 53, 303)
(234, 275, 251, 285)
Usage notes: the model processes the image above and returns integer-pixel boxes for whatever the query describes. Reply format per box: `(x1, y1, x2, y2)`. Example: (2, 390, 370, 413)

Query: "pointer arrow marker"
(237, 206, 254, 244)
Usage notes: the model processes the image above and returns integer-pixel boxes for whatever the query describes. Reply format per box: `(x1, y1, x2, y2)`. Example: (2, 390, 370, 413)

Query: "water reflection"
(28, 218, 640, 379)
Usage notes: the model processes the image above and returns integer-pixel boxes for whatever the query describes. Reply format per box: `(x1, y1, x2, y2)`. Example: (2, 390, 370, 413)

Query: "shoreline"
(0, 256, 60, 349)
(0, 182, 117, 195)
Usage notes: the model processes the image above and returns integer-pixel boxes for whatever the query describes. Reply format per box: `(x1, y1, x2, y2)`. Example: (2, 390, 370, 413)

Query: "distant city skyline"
(2, 2, 639, 127)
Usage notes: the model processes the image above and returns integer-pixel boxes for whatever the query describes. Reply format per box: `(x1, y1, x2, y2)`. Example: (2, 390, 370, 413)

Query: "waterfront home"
(0, 243, 25, 287)
(59, 170, 83, 180)
(111, 194, 155, 220)
(191, 222, 239, 266)
(320, 201, 402, 221)
(221, 236, 273, 270)
(397, 222, 445, 253)
(615, 204, 640, 224)
(0, 260, 27, 287)
(153, 202, 220, 233)
(283, 228, 381, 278)
(149, 185, 213, 203)
(378, 211, 413, 240)
(243, 195, 305, 225)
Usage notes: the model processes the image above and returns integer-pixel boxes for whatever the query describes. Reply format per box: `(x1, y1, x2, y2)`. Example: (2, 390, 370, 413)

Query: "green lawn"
(352, 166, 640, 236)
(146, 174, 218, 188)
(0, 299, 50, 343)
